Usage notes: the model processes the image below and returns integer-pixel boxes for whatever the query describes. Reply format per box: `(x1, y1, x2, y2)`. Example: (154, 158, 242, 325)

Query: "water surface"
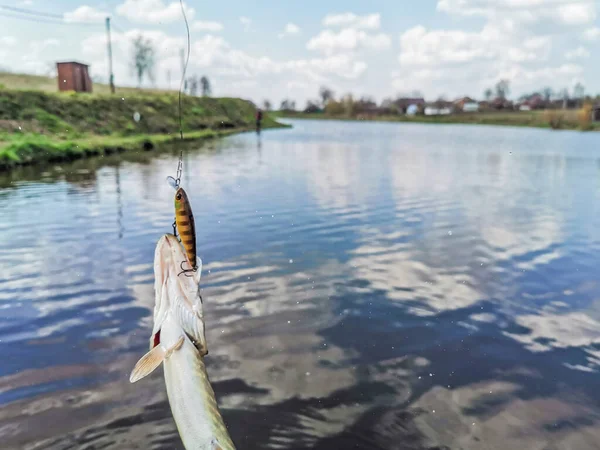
(2, 119, 600, 449)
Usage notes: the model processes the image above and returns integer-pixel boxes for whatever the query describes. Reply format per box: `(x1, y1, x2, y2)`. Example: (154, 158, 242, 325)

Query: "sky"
(0, 0, 599, 107)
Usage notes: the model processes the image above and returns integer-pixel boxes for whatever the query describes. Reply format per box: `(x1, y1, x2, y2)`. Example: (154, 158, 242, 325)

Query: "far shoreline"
(275, 110, 600, 132)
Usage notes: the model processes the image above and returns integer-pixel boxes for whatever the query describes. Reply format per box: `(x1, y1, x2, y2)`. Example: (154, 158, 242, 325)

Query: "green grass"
(0, 71, 170, 95)
(0, 128, 247, 170)
(0, 83, 286, 170)
(276, 110, 600, 131)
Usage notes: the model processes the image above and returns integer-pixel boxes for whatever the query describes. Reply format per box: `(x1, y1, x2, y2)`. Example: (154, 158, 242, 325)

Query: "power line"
(0, 5, 104, 26)
(111, 22, 126, 34)
(0, 4, 62, 19)
(0, 10, 103, 26)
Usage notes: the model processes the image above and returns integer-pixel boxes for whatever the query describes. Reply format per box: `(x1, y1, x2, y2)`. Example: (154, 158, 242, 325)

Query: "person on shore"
(256, 108, 263, 133)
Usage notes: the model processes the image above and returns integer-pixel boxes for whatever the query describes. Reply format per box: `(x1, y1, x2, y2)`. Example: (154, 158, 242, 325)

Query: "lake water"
(2, 119, 600, 449)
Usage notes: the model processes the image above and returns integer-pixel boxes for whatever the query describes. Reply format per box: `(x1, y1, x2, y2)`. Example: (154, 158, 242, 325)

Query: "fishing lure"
(174, 186, 197, 275)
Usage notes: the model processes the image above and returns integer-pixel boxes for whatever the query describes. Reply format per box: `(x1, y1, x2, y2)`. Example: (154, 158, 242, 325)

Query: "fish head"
(151, 234, 206, 353)
(174, 187, 189, 210)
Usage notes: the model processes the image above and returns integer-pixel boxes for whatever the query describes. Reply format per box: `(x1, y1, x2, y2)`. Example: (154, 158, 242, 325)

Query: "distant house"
(453, 96, 476, 111)
(424, 106, 452, 116)
(593, 104, 600, 122)
(406, 104, 419, 116)
(56, 61, 92, 93)
(395, 97, 425, 114)
(462, 102, 479, 112)
(522, 94, 544, 110)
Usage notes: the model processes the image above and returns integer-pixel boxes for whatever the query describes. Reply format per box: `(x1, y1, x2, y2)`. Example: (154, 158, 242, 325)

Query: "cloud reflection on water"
(2, 122, 600, 449)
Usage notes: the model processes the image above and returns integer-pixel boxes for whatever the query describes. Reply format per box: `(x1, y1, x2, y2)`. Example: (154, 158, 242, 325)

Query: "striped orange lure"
(174, 187, 197, 271)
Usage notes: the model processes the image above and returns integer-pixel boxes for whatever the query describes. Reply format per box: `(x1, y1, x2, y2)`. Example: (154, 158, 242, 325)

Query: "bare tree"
(131, 35, 156, 87)
(560, 88, 569, 109)
(319, 86, 334, 107)
(263, 100, 272, 111)
(542, 87, 553, 103)
(573, 82, 585, 105)
(305, 100, 320, 113)
(200, 76, 211, 96)
(484, 88, 493, 101)
(495, 79, 510, 100)
(188, 76, 199, 96)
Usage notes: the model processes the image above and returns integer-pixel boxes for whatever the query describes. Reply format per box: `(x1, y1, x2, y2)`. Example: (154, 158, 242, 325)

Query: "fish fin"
(129, 336, 184, 383)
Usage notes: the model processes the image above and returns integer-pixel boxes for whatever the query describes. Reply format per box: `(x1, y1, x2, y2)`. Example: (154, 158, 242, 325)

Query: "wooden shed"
(56, 61, 92, 93)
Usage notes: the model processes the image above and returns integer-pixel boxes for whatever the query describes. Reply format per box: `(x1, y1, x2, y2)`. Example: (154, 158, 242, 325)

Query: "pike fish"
(130, 234, 236, 450)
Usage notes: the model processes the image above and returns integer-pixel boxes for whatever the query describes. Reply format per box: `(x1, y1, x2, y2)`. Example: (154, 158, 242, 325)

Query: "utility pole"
(106, 17, 115, 94)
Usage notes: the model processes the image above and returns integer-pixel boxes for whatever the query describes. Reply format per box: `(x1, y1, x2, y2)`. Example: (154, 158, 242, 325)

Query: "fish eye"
(176, 193, 182, 200)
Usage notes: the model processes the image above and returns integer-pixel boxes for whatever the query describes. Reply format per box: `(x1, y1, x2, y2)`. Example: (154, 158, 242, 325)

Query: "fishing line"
(172, 0, 190, 189)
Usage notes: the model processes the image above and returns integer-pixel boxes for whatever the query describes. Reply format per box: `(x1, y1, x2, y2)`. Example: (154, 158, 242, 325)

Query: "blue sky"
(1, 0, 599, 107)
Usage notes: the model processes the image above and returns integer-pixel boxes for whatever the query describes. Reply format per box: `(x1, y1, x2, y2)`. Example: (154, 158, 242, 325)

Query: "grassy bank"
(0, 71, 169, 95)
(0, 88, 284, 170)
(276, 109, 600, 131)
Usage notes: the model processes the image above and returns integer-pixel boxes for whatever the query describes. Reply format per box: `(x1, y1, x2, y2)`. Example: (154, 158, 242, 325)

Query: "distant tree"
(495, 79, 510, 100)
(319, 86, 334, 107)
(131, 35, 156, 87)
(304, 100, 321, 113)
(341, 93, 355, 116)
(573, 82, 585, 105)
(542, 87, 553, 103)
(325, 100, 345, 115)
(279, 99, 296, 111)
(434, 96, 447, 108)
(560, 88, 569, 109)
(188, 76, 199, 96)
(200, 76, 211, 96)
(263, 100, 272, 111)
(484, 88, 493, 101)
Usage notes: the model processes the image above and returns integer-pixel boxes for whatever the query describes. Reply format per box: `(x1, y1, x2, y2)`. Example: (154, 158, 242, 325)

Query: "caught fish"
(174, 187, 198, 273)
(130, 234, 235, 450)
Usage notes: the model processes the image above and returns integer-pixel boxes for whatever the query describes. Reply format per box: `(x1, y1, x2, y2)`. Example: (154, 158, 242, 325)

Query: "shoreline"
(275, 111, 600, 132)
(0, 124, 287, 172)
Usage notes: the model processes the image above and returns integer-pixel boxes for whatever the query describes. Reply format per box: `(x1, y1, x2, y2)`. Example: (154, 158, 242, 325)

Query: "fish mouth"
(150, 234, 205, 352)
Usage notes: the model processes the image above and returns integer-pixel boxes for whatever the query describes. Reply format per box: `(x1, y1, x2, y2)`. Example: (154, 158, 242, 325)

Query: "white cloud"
(398, 26, 492, 66)
(393, 0, 600, 100)
(279, 23, 301, 38)
(64, 6, 108, 23)
(583, 27, 600, 40)
(189, 35, 367, 80)
(392, 0, 598, 99)
(307, 28, 391, 55)
(116, 0, 195, 24)
(192, 20, 223, 32)
(565, 46, 590, 60)
(437, 0, 596, 26)
(240, 16, 252, 31)
(322, 12, 381, 30)
(0, 36, 17, 46)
